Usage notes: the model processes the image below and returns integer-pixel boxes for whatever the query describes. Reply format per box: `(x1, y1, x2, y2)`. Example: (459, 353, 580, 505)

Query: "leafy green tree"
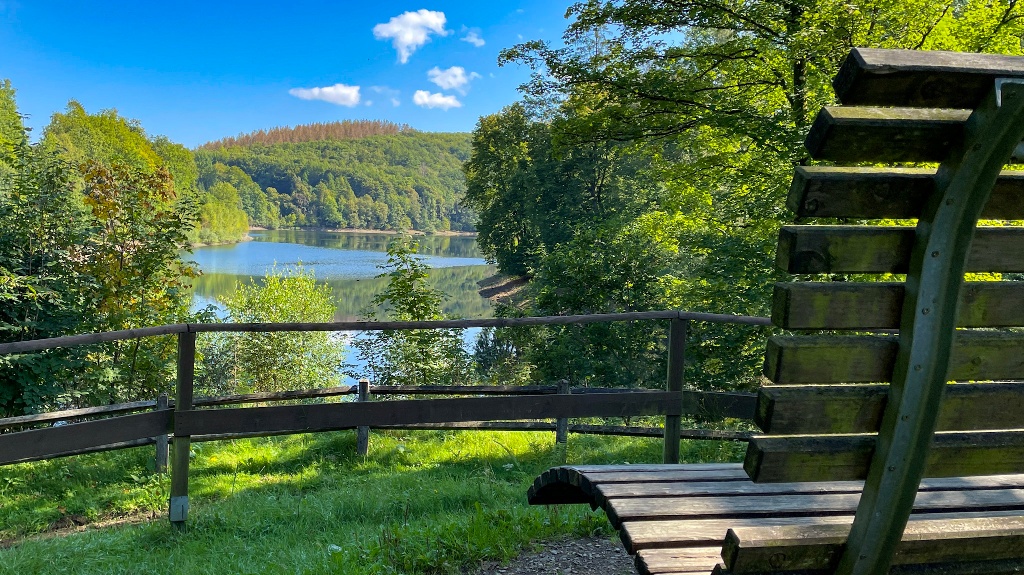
(469, 0, 1024, 391)
(0, 87, 91, 414)
(72, 161, 200, 403)
(350, 238, 472, 386)
(0, 86, 203, 412)
(203, 267, 345, 394)
(197, 181, 249, 244)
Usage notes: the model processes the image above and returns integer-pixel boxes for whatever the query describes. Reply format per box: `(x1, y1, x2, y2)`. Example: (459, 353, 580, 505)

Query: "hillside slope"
(196, 128, 474, 233)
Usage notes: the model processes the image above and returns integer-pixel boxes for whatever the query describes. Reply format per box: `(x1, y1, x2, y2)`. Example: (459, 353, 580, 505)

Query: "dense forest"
(0, 85, 475, 415)
(196, 128, 474, 233)
(466, 0, 1024, 392)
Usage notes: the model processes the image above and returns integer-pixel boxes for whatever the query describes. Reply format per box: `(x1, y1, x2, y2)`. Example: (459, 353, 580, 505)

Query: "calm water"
(188, 230, 496, 320)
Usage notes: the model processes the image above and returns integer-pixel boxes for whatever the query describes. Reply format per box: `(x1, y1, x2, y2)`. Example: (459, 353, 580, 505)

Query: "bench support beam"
(837, 80, 1024, 575)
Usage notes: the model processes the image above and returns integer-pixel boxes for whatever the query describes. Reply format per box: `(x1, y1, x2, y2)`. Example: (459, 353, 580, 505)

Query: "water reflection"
(188, 230, 495, 319)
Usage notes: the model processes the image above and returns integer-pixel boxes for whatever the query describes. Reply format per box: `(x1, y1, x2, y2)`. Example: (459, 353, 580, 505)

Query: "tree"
(0, 85, 203, 413)
(71, 161, 200, 404)
(201, 266, 345, 394)
(350, 238, 472, 386)
(467, 0, 1024, 391)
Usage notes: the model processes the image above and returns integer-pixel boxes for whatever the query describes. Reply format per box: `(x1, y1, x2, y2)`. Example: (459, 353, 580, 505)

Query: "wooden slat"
(722, 515, 1024, 574)
(637, 546, 723, 575)
(776, 225, 1024, 274)
(757, 383, 1024, 434)
(744, 431, 1024, 483)
(597, 475, 1024, 502)
(772, 281, 1024, 330)
(834, 48, 1024, 109)
(0, 409, 172, 465)
(0, 399, 158, 429)
(763, 331, 1024, 384)
(804, 106, 969, 162)
(527, 465, 751, 505)
(788, 166, 1024, 220)
(621, 510, 1024, 552)
(570, 463, 744, 473)
(605, 487, 1024, 525)
(176, 392, 681, 436)
(613, 488, 1024, 528)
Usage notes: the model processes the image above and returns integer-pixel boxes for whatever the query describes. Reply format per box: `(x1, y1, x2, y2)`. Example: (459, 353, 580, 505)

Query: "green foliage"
(196, 131, 475, 233)
(197, 181, 249, 244)
(42, 101, 163, 174)
(199, 266, 345, 394)
(0, 86, 201, 413)
(350, 238, 472, 386)
(0, 99, 91, 414)
(468, 0, 1024, 391)
(197, 159, 279, 229)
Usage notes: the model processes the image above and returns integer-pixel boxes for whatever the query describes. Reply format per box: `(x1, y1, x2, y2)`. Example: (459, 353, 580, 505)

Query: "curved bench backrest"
(744, 48, 1024, 574)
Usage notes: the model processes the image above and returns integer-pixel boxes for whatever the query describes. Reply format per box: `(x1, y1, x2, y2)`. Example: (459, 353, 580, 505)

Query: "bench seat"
(528, 464, 1024, 575)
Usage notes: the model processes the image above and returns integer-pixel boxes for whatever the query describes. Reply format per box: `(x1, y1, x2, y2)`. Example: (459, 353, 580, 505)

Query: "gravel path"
(467, 536, 639, 575)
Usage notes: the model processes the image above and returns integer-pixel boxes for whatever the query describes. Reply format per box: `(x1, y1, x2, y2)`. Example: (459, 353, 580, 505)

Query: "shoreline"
(249, 226, 477, 237)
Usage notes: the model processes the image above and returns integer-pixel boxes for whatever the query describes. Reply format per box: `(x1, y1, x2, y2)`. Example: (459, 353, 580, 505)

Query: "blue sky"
(0, 1, 571, 147)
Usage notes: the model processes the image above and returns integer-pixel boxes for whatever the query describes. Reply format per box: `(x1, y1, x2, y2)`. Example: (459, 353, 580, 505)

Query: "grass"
(0, 427, 746, 575)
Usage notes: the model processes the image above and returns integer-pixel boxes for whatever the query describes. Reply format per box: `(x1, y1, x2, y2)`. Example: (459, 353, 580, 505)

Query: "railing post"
(356, 378, 370, 456)
(170, 331, 195, 529)
(555, 379, 570, 445)
(154, 393, 168, 473)
(663, 318, 688, 464)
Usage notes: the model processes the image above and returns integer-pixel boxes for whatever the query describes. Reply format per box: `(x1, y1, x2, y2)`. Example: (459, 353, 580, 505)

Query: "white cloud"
(460, 29, 485, 47)
(427, 66, 481, 94)
(288, 84, 361, 107)
(373, 9, 448, 64)
(413, 90, 461, 110)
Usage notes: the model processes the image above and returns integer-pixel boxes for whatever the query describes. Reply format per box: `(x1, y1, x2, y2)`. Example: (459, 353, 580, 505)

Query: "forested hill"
(198, 119, 412, 148)
(195, 128, 474, 234)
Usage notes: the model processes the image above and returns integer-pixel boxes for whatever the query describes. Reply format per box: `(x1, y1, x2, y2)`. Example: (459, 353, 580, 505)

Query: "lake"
(188, 230, 497, 320)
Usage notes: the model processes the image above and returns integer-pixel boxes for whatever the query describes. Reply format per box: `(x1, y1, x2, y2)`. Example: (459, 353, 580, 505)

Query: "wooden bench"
(528, 47, 1024, 575)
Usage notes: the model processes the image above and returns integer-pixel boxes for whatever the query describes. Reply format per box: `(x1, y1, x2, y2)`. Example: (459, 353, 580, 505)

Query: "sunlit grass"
(0, 428, 745, 575)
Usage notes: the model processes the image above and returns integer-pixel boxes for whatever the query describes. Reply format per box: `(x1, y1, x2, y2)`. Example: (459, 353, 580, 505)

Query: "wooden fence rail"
(0, 309, 768, 527)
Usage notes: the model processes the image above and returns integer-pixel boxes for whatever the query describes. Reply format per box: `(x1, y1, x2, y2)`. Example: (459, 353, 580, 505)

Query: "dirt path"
(467, 536, 639, 575)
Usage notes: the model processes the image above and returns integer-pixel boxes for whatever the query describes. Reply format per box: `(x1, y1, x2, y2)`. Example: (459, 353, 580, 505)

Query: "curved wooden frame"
(837, 80, 1024, 575)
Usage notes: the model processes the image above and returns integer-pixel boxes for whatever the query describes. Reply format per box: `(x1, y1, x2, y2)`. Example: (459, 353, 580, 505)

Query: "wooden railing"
(0, 310, 770, 526)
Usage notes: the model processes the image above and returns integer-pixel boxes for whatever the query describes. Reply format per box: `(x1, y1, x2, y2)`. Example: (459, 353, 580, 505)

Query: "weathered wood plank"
(722, 515, 1024, 574)
(569, 463, 743, 473)
(763, 332, 1024, 384)
(0, 409, 172, 466)
(804, 106, 970, 163)
(744, 431, 1024, 483)
(787, 167, 1024, 220)
(834, 48, 1024, 109)
(597, 475, 1024, 502)
(176, 392, 681, 437)
(606, 487, 1024, 526)
(527, 465, 751, 505)
(0, 399, 158, 430)
(621, 510, 1024, 552)
(772, 282, 1024, 330)
(757, 383, 1024, 434)
(776, 226, 1024, 274)
(192, 385, 356, 407)
(637, 546, 723, 575)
